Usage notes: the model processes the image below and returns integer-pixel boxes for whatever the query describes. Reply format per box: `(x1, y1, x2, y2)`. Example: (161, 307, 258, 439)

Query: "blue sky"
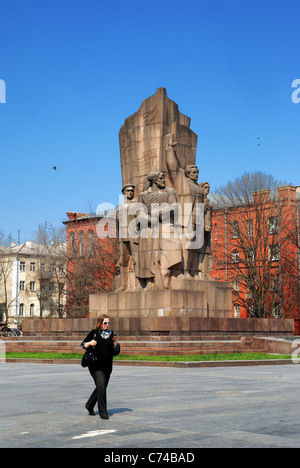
(0, 0, 299, 242)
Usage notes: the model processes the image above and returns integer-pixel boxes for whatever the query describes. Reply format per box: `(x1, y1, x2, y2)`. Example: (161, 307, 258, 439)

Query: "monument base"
(89, 279, 233, 321)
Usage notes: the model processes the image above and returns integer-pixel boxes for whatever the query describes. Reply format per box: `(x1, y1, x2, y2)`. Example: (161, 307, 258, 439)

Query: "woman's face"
(102, 317, 110, 330)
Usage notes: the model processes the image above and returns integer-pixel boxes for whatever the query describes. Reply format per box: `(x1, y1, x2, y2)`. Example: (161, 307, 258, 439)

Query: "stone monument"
(89, 88, 232, 334)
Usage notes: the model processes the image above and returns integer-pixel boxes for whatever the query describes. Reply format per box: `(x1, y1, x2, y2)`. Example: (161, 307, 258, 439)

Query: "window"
(40, 263, 45, 271)
(50, 282, 55, 292)
(19, 303, 24, 316)
(80, 231, 85, 256)
(248, 249, 255, 262)
(214, 223, 217, 240)
(88, 229, 94, 254)
(20, 262, 26, 272)
(232, 249, 239, 263)
(232, 221, 239, 238)
(272, 302, 282, 318)
(234, 303, 240, 318)
(269, 245, 280, 262)
(233, 278, 239, 292)
(30, 262, 36, 272)
(70, 232, 76, 255)
(247, 220, 253, 238)
(30, 281, 36, 291)
(268, 217, 279, 235)
(20, 281, 25, 291)
(30, 304, 35, 317)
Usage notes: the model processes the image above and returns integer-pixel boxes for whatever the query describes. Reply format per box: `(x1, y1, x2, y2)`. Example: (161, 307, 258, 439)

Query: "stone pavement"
(1, 362, 300, 448)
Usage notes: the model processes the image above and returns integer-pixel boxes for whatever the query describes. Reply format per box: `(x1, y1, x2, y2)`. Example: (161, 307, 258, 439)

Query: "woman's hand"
(85, 339, 97, 348)
(113, 334, 119, 347)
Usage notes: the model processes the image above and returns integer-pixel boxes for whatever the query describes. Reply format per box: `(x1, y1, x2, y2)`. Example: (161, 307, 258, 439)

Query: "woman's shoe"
(85, 405, 96, 416)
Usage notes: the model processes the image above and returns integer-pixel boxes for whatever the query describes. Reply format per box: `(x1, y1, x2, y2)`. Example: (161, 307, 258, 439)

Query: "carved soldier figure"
(116, 184, 138, 291)
(199, 181, 213, 280)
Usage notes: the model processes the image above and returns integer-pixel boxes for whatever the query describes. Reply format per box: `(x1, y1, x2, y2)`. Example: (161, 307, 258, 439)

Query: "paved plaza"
(1, 362, 300, 448)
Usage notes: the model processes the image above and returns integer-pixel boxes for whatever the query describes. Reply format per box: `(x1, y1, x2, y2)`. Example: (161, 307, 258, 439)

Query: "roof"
(0, 241, 66, 257)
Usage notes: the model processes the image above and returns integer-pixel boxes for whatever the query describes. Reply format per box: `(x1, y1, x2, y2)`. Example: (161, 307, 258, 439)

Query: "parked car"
(0, 327, 23, 337)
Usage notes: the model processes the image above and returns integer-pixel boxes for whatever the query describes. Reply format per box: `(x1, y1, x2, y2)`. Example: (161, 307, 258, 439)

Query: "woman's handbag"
(81, 333, 98, 368)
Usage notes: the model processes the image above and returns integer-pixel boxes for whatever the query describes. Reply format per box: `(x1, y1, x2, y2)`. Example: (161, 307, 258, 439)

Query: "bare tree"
(64, 220, 118, 318)
(212, 172, 298, 319)
(33, 224, 67, 318)
(0, 231, 16, 327)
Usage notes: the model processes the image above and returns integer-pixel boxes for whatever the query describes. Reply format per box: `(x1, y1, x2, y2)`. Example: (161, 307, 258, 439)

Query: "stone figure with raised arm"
(166, 148, 206, 277)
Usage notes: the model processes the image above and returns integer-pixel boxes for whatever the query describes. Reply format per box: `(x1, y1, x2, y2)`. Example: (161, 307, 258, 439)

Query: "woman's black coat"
(81, 329, 120, 373)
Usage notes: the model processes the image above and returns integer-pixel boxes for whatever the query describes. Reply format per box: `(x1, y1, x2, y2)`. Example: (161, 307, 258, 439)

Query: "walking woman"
(81, 314, 120, 419)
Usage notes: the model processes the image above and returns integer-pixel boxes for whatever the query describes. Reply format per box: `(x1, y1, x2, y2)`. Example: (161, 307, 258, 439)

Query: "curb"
(2, 358, 294, 368)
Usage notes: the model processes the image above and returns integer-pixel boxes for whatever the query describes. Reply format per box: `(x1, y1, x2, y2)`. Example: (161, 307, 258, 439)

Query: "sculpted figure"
(199, 182, 213, 280)
(135, 171, 182, 289)
(116, 184, 138, 291)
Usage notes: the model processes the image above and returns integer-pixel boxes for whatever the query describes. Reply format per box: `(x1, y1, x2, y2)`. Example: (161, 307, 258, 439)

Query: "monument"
(89, 88, 232, 335)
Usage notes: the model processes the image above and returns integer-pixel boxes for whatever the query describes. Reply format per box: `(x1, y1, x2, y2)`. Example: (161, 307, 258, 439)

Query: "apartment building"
(0, 240, 66, 325)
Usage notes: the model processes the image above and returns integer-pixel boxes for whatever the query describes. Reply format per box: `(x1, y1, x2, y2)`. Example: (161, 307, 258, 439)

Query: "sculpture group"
(116, 168, 212, 292)
(115, 88, 213, 292)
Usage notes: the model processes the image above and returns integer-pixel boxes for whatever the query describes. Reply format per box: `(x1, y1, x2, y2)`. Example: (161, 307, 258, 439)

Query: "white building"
(0, 241, 66, 325)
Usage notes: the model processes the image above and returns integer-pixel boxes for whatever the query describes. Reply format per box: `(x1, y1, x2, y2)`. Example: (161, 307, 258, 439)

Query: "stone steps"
(3, 335, 266, 356)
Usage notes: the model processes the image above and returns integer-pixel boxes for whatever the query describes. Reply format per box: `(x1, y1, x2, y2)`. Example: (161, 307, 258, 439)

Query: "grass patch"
(5, 352, 292, 362)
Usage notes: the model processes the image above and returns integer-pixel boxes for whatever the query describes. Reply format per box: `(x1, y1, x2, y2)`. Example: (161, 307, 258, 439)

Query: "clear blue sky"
(0, 0, 300, 242)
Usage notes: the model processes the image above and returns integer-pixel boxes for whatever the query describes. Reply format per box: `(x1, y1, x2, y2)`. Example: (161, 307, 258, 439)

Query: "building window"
(214, 223, 217, 240)
(70, 232, 76, 255)
(88, 229, 94, 255)
(272, 302, 282, 318)
(30, 281, 36, 291)
(269, 244, 280, 262)
(20, 262, 26, 272)
(30, 304, 35, 317)
(19, 303, 24, 316)
(80, 231, 85, 256)
(20, 281, 25, 291)
(234, 303, 240, 318)
(247, 219, 253, 238)
(232, 221, 239, 238)
(40, 263, 45, 271)
(268, 216, 279, 235)
(30, 262, 36, 272)
(233, 278, 239, 291)
(232, 249, 239, 263)
(248, 249, 255, 262)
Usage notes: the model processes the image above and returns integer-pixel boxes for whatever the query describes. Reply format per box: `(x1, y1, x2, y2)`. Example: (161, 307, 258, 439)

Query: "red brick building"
(63, 211, 117, 317)
(210, 186, 300, 328)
